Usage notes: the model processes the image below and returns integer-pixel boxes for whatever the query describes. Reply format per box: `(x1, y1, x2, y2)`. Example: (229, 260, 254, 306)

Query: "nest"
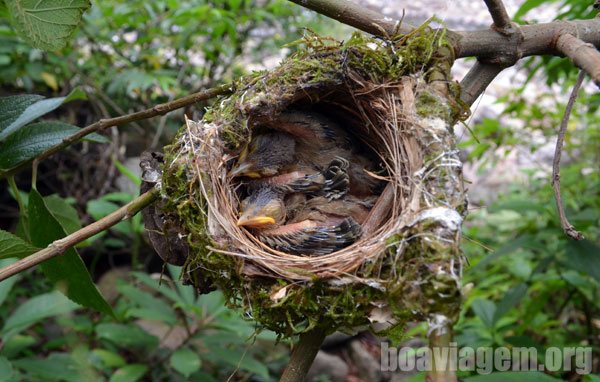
(157, 27, 469, 338)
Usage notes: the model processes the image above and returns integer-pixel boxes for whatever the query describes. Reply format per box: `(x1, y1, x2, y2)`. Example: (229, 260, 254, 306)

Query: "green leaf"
(118, 284, 178, 325)
(0, 334, 37, 359)
(565, 240, 600, 283)
(130, 271, 184, 305)
(90, 349, 126, 368)
(28, 189, 113, 315)
(464, 371, 562, 382)
(493, 283, 528, 324)
(0, 356, 14, 382)
(472, 235, 536, 271)
(0, 258, 20, 306)
(6, 0, 91, 51)
(44, 194, 81, 235)
(0, 229, 38, 260)
(113, 158, 141, 187)
(168, 264, 196, 305)
(109, 364, 148, 382)
(0, 121, 108, 170)
(471, 298, 496, 329)
(95, 323, 159, 349)
(584, 375, 600, 382)
(202, 347, 269, 379)
(562, 270, 600, 308)
(1, 290, 77, 338)
(12, 353, 99, 382)
(0, 89, 87, 140)
(170, 347, 201, 377)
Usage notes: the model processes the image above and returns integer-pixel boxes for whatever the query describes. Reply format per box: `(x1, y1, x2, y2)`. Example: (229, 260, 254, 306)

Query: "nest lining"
(160, 28, 468, 336)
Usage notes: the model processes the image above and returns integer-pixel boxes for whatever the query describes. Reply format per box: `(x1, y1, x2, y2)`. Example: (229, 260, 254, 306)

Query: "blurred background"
(0, 0, 598, 381)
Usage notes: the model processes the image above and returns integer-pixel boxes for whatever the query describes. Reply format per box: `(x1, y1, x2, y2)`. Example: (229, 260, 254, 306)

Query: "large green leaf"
(0, 290, 78, 338)
(0, 229, 38, 260)
(170, 347, 201, 378)
(28, 189, 113, 315)
(0, 89, 86, 140)
(0, 121, 108, 170)
(6, 0, 91, 51)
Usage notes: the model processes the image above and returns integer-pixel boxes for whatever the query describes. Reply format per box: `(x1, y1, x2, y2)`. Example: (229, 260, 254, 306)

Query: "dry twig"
(552, 71, 586, 241)
(0, 188, 159, 282)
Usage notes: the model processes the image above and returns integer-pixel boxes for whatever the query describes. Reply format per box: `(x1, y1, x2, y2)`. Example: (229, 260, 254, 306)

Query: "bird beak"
(237, 215, 276, 228)
(230, 162, 261, 178)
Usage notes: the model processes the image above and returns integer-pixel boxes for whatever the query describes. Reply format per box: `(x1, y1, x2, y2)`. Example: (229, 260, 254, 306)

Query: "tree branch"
(0, 84, 232, 179)
(483, 0, 512, 32)
(552, 71, 586, 241)
(286, 0, 600, 71)
(280, 327, 327, 382)
(460, 61, 506, 106)
(287, 0, 410, 37)
(556, 33, 600, 87)
(452, 19, 600, 59)
(0, 188, 160, 282)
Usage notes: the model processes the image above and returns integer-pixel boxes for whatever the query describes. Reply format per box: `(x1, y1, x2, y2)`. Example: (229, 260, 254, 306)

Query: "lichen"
(160, 24, 467, 339)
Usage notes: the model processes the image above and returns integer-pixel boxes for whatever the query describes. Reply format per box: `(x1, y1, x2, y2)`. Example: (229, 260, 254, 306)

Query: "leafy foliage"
(0, 266, 286, 380)
(5, 0, 91, 51)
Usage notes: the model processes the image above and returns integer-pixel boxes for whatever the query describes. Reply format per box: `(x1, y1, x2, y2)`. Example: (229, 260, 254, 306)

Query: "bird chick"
(261, 110, 352, 151)
(230, 111, 384, 198)
(248, 156, 351, 200)
(230, 132, 296, 178)
(236, 186, 363, 256)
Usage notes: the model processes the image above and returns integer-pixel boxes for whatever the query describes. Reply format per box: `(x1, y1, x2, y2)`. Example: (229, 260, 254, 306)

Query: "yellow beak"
(236, 216, 276, 228)
(230, 162, 261, 178)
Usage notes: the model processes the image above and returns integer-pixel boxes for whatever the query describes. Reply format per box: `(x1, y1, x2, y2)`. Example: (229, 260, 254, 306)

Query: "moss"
(160, 25, 465, 339)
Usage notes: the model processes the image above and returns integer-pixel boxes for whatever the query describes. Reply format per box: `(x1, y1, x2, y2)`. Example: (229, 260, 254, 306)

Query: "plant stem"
(280, 327, 327, 382)
(0, 188, 160, 282)
(427, 321, 457, 382)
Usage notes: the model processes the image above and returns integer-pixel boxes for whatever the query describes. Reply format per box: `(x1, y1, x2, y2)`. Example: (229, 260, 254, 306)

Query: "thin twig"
(0, 188, 160, 282)
(0, 84, 232, 179)
(552, 71, 585, 241)
(483, 0, 512, 31)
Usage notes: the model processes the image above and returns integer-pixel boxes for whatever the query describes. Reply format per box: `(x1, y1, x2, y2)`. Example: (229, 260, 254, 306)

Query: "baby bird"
(236, 186, 365, 256)
(231, 116, 382, 197)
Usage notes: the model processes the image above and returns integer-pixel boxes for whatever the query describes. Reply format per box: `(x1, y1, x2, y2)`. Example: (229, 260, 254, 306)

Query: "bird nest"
(156, 27, 469, 338)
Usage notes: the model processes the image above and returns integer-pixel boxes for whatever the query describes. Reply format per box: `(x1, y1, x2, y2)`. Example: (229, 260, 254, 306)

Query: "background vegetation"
(0, 0, 598, 381)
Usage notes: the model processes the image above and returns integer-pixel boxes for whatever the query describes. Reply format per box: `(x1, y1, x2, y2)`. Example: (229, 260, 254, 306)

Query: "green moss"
(160, 25, 465, 339)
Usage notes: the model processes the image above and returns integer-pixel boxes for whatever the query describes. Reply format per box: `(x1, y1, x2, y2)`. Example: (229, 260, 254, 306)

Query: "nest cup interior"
(208, 85, 419, 280)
